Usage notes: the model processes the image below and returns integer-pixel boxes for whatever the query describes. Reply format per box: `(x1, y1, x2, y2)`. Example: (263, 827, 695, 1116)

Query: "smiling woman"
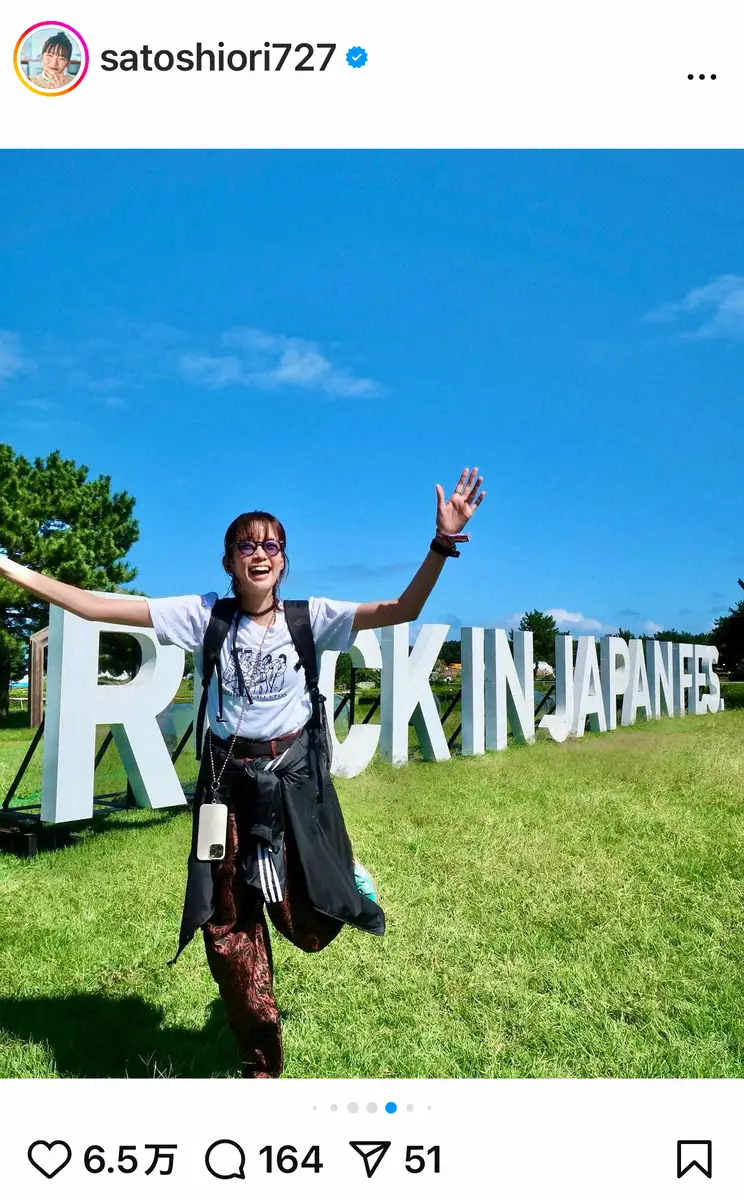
(0, 467, 485, 1078)
(23, 29, 80, 90)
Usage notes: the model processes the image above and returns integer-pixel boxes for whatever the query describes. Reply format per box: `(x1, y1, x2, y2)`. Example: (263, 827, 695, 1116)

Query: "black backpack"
(194, 598, 329, 775)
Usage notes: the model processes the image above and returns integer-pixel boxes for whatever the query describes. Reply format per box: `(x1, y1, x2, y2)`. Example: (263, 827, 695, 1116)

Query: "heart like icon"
(28, 1140, 73, 1179)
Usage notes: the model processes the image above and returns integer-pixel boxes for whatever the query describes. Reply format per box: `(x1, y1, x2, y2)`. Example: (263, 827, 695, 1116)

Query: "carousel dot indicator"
(348, 1102, 359, 1113)
(385, 1102, 397, 1113)
(367, 1102, 378, 1113)
(331, 1104, 338, 1112)
(406, 1104, 414, 1111)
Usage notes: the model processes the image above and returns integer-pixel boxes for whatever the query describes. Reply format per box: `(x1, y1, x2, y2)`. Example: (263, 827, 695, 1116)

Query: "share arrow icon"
(349, 1141, 391, 1178)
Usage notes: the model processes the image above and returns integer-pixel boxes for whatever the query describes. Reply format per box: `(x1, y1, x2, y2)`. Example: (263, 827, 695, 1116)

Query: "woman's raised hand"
(435, 467, 486, 537)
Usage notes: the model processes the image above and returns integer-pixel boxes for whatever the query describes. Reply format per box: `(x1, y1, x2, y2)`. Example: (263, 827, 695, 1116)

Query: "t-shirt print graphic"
(253, 652, 288, 699)
(222, 647, 289, 700)
(221, 646, 253, 697)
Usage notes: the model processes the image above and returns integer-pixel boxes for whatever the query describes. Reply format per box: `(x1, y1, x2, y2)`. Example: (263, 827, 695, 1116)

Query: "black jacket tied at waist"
(171, 727, 385, 962)
(241, 749, 290, 852)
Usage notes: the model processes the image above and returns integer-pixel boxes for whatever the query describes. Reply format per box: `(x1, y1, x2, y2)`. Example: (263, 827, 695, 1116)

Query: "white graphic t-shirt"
(148, 594, 358, 741)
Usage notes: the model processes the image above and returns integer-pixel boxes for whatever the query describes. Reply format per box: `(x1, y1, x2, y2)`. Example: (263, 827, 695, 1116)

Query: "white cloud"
(0, 322, 379, 406)
(495, 609, 664, 639)
(547, 608, 615, 635)
(550, 610, 664, 637)
(0, 332, 24, 382)
(180, 353, 243, 388)
(181, 326, 381, 399)
(501, 612, 528, 630)
(644, 274, 744, 339)
(495, 609, 613, 635)
(639, 619, 663, 635)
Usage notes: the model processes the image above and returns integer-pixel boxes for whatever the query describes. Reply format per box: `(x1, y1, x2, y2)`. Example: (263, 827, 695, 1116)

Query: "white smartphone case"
(196, 802, 228, 861)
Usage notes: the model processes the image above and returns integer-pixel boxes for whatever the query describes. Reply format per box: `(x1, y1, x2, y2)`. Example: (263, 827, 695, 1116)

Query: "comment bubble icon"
(205, 1139, 246, 1180)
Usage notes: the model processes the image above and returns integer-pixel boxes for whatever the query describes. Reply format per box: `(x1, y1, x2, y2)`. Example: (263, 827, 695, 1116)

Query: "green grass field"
(1, 709, 744, 1079)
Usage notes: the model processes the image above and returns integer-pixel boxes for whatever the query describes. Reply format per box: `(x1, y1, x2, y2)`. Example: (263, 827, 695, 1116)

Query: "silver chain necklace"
(208, 609, 276, 796)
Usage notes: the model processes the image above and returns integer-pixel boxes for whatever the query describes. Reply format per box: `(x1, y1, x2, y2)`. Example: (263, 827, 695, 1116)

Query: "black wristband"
(430, 537, 460, 558)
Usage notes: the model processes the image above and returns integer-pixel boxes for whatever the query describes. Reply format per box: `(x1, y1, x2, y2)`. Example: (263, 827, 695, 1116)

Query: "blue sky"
(1, 150, 743, 640)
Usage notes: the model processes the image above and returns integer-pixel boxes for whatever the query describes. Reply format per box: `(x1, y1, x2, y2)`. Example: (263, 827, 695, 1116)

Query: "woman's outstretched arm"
(0, 555, 153, 627)
(351, 466, 486, 632)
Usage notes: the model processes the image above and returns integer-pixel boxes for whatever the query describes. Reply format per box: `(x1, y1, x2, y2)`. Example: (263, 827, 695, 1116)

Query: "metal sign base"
(0, 717, 196, 859)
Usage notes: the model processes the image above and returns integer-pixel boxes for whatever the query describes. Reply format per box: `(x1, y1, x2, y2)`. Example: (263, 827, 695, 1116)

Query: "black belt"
(209, 727, 304, 760)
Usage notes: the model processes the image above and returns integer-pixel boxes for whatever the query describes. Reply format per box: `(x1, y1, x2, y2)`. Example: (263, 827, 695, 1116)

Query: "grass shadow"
(0, 712, 34, 733)
(0, 807, 190, 858)
(86, 809, 189, 834)
(0, 993, 238, 1078)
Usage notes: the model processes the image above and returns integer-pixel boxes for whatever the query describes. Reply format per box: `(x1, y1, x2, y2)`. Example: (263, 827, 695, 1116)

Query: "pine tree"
(0, 444, 139, 718)
(518, 610, 560, 668)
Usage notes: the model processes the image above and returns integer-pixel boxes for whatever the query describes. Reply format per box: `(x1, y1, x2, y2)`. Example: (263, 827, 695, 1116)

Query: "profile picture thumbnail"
(14, 22, 89, 96)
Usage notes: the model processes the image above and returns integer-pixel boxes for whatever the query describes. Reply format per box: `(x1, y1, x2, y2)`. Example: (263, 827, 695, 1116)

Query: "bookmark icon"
(677, 1140, 712, 1178)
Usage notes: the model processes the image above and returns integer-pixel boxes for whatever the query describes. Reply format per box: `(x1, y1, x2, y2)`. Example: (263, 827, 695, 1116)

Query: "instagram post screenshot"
(1, 2, 743, 1195)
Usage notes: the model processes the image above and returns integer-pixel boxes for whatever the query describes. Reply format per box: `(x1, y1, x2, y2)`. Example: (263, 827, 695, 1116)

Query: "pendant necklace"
(208, 610, 275, 797)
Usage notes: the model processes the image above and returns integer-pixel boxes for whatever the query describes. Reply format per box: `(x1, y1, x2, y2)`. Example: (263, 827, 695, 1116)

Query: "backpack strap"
(283, 599, 318, 690)
(284, 599, 328, 797)
(195, 596, 238, 760)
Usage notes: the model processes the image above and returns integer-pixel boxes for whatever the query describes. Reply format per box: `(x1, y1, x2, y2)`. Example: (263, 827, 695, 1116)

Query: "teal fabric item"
(353, 859, 378, 903)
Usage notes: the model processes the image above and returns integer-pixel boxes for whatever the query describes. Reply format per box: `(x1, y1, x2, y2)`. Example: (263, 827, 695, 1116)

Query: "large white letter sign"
(461, 627, 485, 755)
(600, 637, 631, 731)
(571, 636, 607, 736)
(646, 640, 674, 718)
(484, 630, 535, 752)
(320, 630, 382, 777)
(42, 602, 186, 823)
(673, 643, 695, 716)
(37, 602, 726, 825)
(379, 623, 449, 766)
(694, 644, 722, 715)
(539, 635, 574, 743)
(622, 639, 653, 725)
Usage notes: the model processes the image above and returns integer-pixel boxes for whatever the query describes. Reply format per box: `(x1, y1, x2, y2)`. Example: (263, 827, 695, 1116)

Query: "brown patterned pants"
(202, 795, 342, 1078)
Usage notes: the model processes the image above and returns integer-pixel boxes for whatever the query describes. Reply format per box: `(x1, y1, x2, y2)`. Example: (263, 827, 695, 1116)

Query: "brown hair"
(222, 510, 289, 609)
(41, 32, 73, 60)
